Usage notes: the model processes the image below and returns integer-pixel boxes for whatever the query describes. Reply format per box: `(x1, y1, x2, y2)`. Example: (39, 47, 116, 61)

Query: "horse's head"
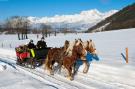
(75, 38, 83, 46)
(72, 42, 85, 57)
(65, 39, 79, 56)
(87, 39, 96, 54)
(79, 38, 83, 42)
(64, 39, 86, 56)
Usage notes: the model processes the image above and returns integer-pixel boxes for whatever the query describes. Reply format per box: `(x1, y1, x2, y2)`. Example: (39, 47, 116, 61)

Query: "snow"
(28, 9, 118, 31)
(0, 70, 59, 89)
(0, 64, 5, 71)
(28, 9, 117, 24)
(0, 28, 135, 89)
(0, 55, 64, 89)
(92, 23, 110, 32)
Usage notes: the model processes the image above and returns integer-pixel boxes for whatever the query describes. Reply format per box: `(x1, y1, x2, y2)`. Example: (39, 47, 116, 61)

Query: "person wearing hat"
(28, 39, 36, 49)
(36, 37, 47, 49)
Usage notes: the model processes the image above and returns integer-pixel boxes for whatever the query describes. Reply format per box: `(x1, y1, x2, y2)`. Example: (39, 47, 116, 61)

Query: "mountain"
(87, 3, 135, 32)
(27, 9, 118, 32)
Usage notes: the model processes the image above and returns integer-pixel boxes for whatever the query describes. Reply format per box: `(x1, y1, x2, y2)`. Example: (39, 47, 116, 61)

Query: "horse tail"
(44, 54, 49, 70)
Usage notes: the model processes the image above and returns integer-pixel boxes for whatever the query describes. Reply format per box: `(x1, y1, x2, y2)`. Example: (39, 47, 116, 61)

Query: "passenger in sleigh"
(36, 37, 47, 49)
(28, 39, 36, 49)
(29, 37, 48, 59)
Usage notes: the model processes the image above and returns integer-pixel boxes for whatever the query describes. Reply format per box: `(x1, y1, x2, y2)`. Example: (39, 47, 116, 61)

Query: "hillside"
(87, 3, 135, 32)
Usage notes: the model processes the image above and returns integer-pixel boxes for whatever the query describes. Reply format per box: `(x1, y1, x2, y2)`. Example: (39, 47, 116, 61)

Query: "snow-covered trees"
(4, 16, 30, 40)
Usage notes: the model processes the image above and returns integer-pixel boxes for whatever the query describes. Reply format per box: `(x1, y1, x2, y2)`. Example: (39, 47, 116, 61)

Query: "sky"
(0, 0, 135, 20)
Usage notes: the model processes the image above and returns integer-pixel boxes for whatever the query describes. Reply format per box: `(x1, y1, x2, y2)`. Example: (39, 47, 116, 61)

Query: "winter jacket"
(36, 40, 47, 49)
(28, 42, 36, 49)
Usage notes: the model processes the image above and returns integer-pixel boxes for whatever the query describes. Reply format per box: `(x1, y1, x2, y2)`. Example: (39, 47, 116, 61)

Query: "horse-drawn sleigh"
(15, 39, 97, 80)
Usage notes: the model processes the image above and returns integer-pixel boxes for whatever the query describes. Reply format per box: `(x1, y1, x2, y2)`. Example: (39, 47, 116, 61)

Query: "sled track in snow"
(0, 55, 95, 89)
(0, 58, 17, 70)
(17, 66, 91, 89)
(0, 55, 135, 89)
(0, 56, 117, 89)
(0, 55, 99, 89)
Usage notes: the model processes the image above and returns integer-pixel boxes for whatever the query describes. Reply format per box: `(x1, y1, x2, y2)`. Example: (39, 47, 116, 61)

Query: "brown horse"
(63, 42, 83, 80)
(44, 40, 70, 75)
(64, 39, 90, 74)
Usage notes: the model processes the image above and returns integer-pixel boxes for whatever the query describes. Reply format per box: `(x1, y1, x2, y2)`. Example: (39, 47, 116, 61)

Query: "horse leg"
(57, 62, 62, 74)
(63, 61, 73, 80)
(82, 59, 89, 73)
(72, 62, 76, 75)
(44, 54, 53, 75)
(66, 66, 73, 80)
(81, 56, 89, 73)
(44, 55, 49, 70)
(48, 61, 54, 75)
(50, 60, 56, 75)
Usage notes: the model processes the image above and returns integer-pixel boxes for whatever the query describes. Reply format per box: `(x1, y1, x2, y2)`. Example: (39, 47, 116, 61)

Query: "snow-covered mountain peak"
(27, 9, 118, 31)
(28, 9, 118, 23)
(80, 9, 102, 16)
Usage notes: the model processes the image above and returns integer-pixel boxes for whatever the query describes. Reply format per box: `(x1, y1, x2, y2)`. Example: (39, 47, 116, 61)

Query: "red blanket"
(16, 52, 30, 60)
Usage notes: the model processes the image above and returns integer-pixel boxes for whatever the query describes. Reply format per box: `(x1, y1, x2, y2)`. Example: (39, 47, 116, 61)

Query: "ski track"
(0, 55, 94, 89)
(0, 54, 135, 89)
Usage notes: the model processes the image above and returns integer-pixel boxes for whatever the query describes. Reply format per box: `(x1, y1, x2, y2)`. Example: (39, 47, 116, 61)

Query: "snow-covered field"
(0, 28, 135, 89)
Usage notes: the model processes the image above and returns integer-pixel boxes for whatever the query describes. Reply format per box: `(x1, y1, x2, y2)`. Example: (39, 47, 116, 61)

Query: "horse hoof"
(83, 70, 88, 74)
(67, 76, 73, 81)
(50, 72, 54, 75)
(83, 66, 89, 74)
(50, 73, 54, 75)
(83, 71, 87, 74)
(62, 65, 65, 69)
